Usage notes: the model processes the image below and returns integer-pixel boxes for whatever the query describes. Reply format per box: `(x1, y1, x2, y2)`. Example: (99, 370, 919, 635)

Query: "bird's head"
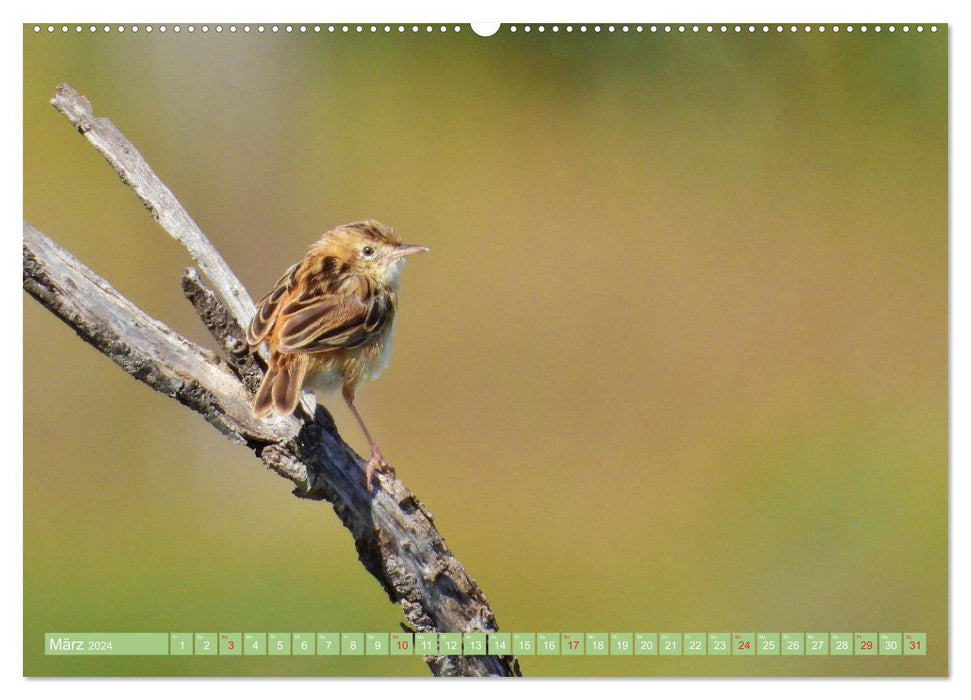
(312, 220, 428, 289)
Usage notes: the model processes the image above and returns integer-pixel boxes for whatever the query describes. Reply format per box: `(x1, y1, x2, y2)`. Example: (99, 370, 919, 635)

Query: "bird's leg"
(342, 383, 395, 492)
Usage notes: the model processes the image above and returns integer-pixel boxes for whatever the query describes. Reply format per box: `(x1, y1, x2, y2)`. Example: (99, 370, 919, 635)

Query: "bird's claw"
(365, 449, 395, 492)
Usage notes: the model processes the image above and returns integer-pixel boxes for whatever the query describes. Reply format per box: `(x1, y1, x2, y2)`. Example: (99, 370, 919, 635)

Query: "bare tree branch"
(25, 84, 520, 678)
(50, 83, 257, 338)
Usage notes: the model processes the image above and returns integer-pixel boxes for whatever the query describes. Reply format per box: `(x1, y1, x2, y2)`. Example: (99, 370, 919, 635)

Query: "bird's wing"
(276, 286, 395, 353)
(247, 263, 299, 347)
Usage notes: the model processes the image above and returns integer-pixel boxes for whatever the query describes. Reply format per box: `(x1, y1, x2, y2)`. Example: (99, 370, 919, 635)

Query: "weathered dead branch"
(24, 83, 519, 678)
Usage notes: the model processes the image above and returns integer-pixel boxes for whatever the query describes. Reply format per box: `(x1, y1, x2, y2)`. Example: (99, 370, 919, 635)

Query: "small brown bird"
(247, 220, 428, 491)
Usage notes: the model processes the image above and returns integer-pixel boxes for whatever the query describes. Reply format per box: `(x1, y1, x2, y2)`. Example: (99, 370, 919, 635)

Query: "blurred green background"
(23, 24, 947, 676)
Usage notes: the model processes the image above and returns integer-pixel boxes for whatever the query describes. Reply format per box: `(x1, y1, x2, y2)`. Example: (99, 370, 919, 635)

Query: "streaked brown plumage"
(247, 220, 427, 491)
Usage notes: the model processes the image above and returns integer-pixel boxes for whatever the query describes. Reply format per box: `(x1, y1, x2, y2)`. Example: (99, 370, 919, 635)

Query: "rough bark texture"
(24, 83, 520, 678)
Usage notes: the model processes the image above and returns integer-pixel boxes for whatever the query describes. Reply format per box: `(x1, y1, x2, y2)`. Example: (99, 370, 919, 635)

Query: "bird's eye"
(362, 245, 375, 258)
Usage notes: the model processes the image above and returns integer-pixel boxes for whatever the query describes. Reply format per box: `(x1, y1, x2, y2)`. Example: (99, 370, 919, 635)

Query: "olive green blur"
(23, 24, 947, 676)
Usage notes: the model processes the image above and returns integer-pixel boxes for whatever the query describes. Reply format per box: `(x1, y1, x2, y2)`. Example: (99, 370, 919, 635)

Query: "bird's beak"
(387, 244, 429, 260)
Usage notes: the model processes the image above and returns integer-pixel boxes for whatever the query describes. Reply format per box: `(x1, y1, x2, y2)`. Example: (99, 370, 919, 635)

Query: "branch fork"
(24, 83, 519, 678)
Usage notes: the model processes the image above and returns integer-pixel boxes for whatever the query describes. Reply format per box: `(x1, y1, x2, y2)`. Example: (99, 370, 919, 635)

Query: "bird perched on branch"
(247, 220, 428, 491)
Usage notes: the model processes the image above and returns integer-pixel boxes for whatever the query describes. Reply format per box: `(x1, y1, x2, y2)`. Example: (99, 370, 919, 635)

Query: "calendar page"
(22, 20, 947, 678)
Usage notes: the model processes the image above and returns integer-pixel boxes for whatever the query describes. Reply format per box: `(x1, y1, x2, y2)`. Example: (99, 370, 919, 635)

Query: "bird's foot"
(365, 448, 395, 492)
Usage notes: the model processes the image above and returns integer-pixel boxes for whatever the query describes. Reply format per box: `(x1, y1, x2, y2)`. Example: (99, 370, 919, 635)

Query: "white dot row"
(31, 24, 941, 35)
(509, 24, 939, 33)
(32, 25, 465, 34)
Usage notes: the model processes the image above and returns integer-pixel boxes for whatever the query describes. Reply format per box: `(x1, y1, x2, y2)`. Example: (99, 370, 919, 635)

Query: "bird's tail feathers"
(253, 353, 309, 418)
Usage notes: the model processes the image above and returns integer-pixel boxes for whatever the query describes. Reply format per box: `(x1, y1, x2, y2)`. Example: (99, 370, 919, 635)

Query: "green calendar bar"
(44, 631, 929, 656)
(45, 633, 169, 655)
